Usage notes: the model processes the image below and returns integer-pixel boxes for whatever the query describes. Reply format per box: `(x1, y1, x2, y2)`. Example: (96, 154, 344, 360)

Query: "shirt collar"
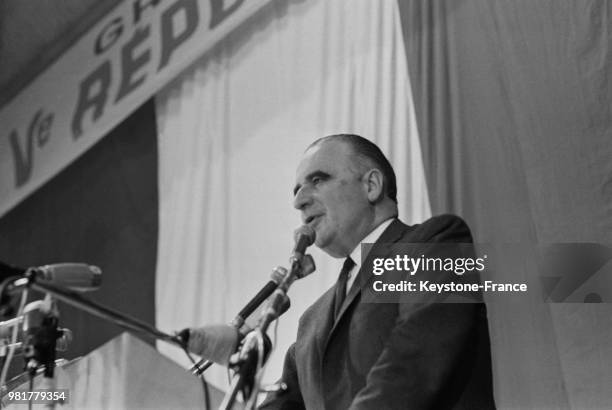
(349, 217, 395, 271)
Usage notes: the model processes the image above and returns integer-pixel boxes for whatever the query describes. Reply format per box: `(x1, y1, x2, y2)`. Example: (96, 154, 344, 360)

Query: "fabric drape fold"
(154, 0, 429, 390)
(399, 1, 612, 408)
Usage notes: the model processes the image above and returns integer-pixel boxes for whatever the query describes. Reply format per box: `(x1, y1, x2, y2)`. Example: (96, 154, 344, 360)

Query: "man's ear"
(363, 168, 384, 203)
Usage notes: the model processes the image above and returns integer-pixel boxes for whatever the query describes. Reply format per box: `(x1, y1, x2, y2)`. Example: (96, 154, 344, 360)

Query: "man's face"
(293, 140, 373, 258)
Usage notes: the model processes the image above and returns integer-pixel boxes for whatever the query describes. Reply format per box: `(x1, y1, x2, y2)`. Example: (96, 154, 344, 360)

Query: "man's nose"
(293, 186, 312, 210)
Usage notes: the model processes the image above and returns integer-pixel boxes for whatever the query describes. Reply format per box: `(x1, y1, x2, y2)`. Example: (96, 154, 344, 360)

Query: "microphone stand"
(2, 273, 184, 409)
(190, 266, 288, 376)
(5, 274, 184, 348)
(220, 255, 315, 410)
(22, 295, 60, 409)
(1, 273, 195, 409)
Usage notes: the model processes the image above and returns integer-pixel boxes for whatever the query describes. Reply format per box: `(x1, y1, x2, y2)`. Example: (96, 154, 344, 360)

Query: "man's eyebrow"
(293, 171, 330, 196)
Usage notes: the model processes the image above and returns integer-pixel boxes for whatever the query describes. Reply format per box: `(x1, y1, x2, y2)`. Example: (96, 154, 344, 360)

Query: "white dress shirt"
(344, 218, 395, 295)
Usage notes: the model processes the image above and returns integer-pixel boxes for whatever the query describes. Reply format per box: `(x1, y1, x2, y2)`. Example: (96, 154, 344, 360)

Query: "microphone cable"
(179, 338, 211, 410)
(244, 314, 282, 410)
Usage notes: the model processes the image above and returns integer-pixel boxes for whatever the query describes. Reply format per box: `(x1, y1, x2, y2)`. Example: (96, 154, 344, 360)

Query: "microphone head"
(294, 225, 316, 247)
(292, 226, 316, 261)
(35, 263, 102, 292)
(186, 324, 240, 366)
(270, 266, 288, 284)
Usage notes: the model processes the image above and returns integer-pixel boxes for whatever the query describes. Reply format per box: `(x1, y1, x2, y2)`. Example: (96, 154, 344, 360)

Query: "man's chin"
(314, 236, 327, 251)
(316, 241, 347, 258)
(314, 236, 333, 255)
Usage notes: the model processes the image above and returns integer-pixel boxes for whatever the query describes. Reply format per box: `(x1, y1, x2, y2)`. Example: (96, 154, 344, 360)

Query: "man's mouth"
(304, 214, 322, 225)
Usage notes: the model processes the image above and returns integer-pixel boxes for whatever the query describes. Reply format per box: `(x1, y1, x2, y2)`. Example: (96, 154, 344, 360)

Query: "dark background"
(0, 100, 158, 366)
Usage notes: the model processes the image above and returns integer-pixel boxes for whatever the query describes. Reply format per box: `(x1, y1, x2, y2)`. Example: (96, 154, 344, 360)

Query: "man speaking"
(261, 134, 495, 409)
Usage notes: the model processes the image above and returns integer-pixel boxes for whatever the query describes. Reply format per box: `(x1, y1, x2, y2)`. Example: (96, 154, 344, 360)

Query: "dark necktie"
(334, 257, 355, 320)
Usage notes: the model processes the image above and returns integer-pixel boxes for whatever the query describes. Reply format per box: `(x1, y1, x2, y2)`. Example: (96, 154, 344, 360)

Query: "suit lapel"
(296, 286, 335, 365)
(317, 287, 337, 350)
(322, 219, 413, 355)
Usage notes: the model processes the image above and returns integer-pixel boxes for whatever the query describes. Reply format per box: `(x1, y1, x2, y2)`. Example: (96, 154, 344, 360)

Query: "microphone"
(0, 330, 71, 354)
(229, 227, 313, 329)
(0, 299, 72, 353)
(184, 325, 240, 366)
(183, 298, 290, 366)
(0, 316, 23, 339)
(1, 263, 102, 295)
(0, 262, 102, 292)
(185, 228, 314, 374)
(292, 226, 316, 262)
(230, 266, 287, 329)
(30, 263, 102, 292)
(0, 299, 51, 342)
(276, 225, 316, 295)
(21, 300, 61, 376)
(257, 227, 315, 333)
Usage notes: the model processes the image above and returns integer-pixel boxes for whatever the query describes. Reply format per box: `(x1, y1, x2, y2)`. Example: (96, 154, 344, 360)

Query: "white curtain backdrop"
(154, 0, 430, 390)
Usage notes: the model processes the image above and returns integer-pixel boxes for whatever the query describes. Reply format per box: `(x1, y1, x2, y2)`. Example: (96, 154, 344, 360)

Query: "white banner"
(0, 0, 271, 217)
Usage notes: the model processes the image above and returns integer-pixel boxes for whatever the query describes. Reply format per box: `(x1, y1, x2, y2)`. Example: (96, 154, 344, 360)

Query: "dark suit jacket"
(261, 215, 496, 410)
